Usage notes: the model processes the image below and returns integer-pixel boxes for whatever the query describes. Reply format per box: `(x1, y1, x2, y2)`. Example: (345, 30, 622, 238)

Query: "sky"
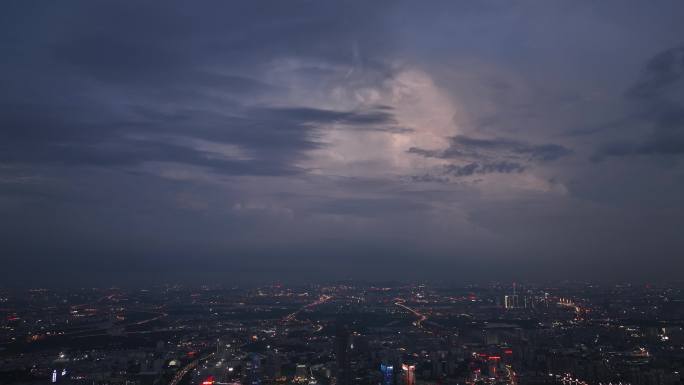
(1, 1, 684, 286)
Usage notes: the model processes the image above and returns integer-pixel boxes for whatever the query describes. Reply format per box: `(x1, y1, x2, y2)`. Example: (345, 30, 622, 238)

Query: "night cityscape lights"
(1, 283, 684, 385)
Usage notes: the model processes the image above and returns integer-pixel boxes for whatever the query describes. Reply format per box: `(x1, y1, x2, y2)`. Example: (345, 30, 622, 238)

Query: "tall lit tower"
(401, 364, 415, 385)
(380, 364, 394, 385)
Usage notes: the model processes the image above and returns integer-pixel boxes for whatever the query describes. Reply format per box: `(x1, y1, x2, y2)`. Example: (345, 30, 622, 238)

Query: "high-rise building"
(431, 351, 447, 378)
(504, 294, 519, 309)
(336, 322, 352, 385)
(401, 364, 415, 385)
(245, 353, 261, 385)
(264, 352, 281, 380)
(380, 363, 394, 385)
(504, 283, 521, 309)
(295, 364, 308, 382)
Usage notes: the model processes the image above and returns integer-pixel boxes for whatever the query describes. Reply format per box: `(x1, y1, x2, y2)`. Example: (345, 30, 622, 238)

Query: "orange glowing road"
(394, 298, 427, 329)
(131, 310, 168, 326)
(168, 352, 215, 385)
(283, 295, 332, 322)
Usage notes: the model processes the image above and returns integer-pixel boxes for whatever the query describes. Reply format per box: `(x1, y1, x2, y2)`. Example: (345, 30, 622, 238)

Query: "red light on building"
(488, 356, 501, 360)
(504, 349, 513, 355)
(202, 376, 215, 385)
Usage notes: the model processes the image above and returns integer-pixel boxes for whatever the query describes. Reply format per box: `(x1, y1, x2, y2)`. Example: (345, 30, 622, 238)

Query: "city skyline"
(1, 281, 684, 385)
(2, 2, 684, 286)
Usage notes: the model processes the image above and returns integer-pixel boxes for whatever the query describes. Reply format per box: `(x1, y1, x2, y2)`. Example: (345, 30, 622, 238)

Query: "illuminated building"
(504, 294, 519, 309)
(401, 364, 415, 385)
(246, 354, 261, 385)
(295, 364, 309, 383)
(380, 363, 394, 385)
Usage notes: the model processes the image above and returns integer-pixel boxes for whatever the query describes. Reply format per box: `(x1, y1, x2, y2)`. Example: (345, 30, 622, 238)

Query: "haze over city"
(4, 3, 684, 385)
(2, 1, 684, 286)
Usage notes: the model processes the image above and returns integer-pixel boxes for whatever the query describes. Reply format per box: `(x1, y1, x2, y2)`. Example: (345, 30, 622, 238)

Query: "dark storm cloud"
(408, 135, 568, 182)
(252, 106, 395, 125)
(0, 1, 403, 179)
(2, 1, 684, 285)
(250, 106, 411, 133)
(596, 44, 684, 159)
(407, 161, 525, 183)
(627, 45, 684, 100)
(409, 135, 572, 162)
(38, 1, 397, 84)
(443, 161, 526, 177)
(450, 136, 572, 162)
(0, 102, 406, 175)
(0, 103, 309, 176)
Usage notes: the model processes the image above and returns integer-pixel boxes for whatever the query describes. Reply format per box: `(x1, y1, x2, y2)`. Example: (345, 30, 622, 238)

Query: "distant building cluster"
(1, 283, 684, 385)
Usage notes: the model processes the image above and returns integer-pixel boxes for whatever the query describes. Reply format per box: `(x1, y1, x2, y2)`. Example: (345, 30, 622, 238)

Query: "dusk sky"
(2, 2, 684, 286)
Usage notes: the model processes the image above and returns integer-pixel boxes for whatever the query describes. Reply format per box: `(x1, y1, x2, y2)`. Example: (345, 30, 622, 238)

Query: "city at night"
(2, 2, 684, 385)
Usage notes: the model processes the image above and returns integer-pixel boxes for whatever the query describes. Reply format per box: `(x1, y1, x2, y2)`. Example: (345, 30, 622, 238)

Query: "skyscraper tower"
(401, 364, 415, 385)
(246, 353, 261, 385)
(380, 364, 394, 385)
(335, 322, 352, 385)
